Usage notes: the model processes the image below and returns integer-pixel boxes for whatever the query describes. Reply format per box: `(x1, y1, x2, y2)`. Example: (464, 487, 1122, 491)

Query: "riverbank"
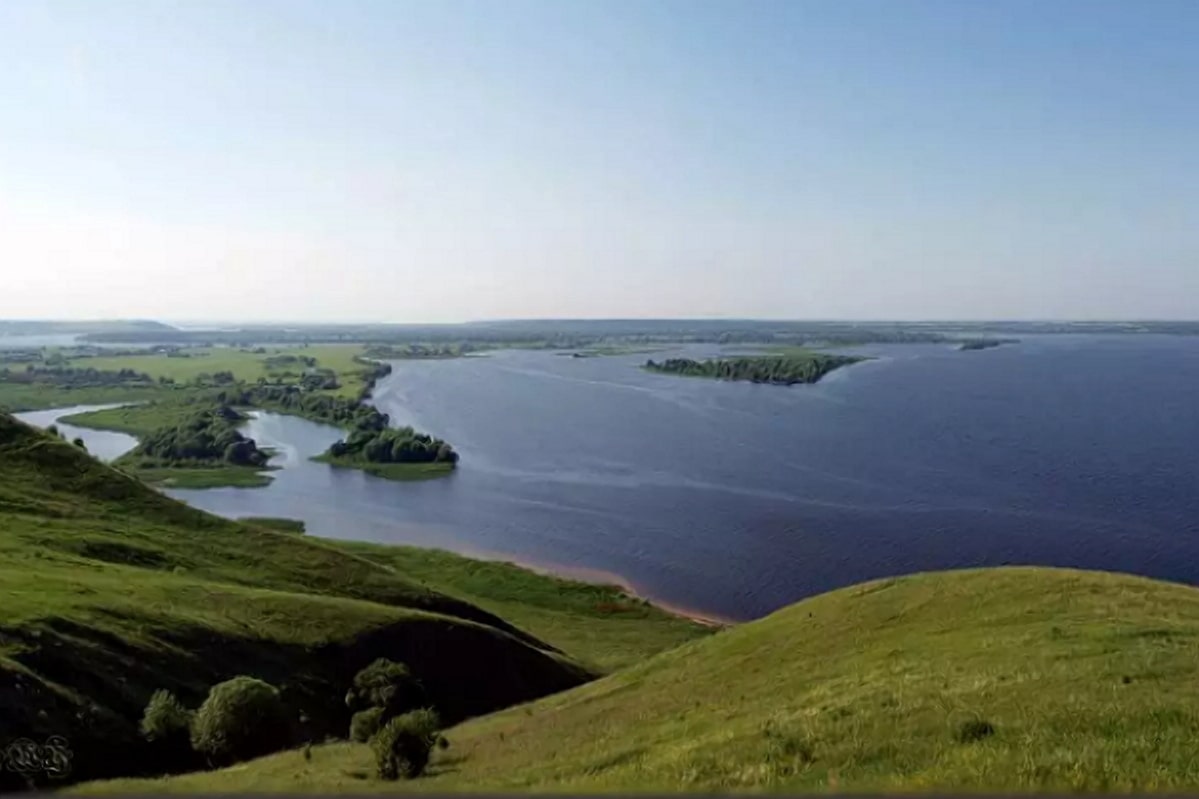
(450, 544, 738, 628)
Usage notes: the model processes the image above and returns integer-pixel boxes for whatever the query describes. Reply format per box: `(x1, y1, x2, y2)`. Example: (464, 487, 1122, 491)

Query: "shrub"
(956, 719, 996, 743)
(345, 659, 427, 717)
(190, 676, 292, 765)
(350, 707, 387, 743)
(372, 709, 441, 781)
(140, 689, 193, 742)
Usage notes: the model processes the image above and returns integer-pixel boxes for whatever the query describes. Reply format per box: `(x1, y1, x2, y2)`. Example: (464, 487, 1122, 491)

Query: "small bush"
(140, 689, 193, 742)
(346, 659, 427, 716)
(372, 709, 441, 781)
(190, 676, 292, 765)
(956, 719, 996, 743)
(350, 707, 387, 743)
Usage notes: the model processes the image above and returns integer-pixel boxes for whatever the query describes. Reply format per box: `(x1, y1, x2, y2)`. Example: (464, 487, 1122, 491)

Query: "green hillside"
(0, 413, 704, 791)
(86, 566, 1199, 793)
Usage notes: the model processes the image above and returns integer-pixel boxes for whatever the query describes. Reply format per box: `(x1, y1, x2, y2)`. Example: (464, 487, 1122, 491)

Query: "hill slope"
(0, 413, 597, 789)
(90, 566, 1199, 793)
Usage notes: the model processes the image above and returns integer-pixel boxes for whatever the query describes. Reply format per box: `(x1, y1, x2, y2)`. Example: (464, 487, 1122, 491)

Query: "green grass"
(240, 517, 307, 534)
(312, 454, 457, 481)
(0, 382, 168, 413)
(328, 542, 714, 672)
(84, 567, 1199, 794)
(118, 464, 276, 489)
(59, 397, 215, 436)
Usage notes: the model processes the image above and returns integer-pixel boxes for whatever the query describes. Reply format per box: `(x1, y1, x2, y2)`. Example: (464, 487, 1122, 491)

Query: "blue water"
(23, 335, 1199, 621)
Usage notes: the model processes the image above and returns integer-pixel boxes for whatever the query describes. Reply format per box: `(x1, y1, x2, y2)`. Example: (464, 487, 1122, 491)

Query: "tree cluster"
(122, 405, 268, 468)
(344, 658, 445, 781)
(0, 365, 154, 387)
(326, 424, 458, 466)
(140, 677, 292, 770)
(644, 354, 861, 385)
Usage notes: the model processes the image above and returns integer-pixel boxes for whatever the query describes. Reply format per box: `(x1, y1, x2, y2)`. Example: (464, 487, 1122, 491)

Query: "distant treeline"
(119, 405, 268, 469)
(644, 353, 862, 385)
(0, 364, 154, 387)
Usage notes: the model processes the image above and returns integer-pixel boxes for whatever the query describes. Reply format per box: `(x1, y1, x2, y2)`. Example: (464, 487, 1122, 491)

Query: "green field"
(60, 400, 217, 436)
(82, 567, 1199, 794)
(0, 411, 708, 790)
(61, 345, 375, 399)
(0, 382, 168, 412)
(118, 464, 276, 489)
(329, 542, 715, 672)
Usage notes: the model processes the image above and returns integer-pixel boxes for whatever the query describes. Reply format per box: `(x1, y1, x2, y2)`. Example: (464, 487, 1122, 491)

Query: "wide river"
(19, 335, 1199, 621)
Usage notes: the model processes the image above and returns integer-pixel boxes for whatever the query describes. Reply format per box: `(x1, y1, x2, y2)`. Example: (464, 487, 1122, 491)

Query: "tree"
(189, 676, 292, 766)
(372, 709, 441, 780)
(345, 659, 427, 718)
(72, 437, 87, 451)
(350, 707, 386, 743)
(140, 689, 193, 742)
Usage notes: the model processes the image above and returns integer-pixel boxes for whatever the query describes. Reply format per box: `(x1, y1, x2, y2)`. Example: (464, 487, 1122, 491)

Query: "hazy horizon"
(3, 0, 1197, 322)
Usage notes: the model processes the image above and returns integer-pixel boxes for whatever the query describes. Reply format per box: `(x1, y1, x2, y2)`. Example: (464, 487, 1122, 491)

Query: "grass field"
(0, 382, 168, 412)
(117, 464, 276, 488)
(60, 345, 374, 399)
(329, 542, 714, 672)
(80, 566, 1199, 794)
(59, 399, 216, 436)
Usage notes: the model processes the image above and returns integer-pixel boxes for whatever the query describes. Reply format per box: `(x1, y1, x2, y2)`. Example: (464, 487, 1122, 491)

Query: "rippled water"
(19, 336, 1199, 621)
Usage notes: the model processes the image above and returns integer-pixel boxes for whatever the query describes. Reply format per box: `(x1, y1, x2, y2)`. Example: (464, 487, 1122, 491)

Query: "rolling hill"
(83, 567, 1199, 793)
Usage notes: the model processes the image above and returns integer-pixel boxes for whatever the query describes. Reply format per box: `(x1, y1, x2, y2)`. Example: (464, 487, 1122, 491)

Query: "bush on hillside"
(189, 676, 292, 765)
(140, 689, 198, 773)
(140, 689, 193, 742)
(345, 658, 427, 717)
(350, 707, 387, 743)
(372, 709, 441, 781)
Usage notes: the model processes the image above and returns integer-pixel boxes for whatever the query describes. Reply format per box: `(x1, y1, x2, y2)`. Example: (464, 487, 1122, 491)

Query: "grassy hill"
(84, 566, 1199, 793)
(0, 413, 705, 791)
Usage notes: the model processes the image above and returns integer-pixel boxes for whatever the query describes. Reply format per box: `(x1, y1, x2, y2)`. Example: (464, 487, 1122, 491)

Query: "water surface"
(158, 335, 1199, 621)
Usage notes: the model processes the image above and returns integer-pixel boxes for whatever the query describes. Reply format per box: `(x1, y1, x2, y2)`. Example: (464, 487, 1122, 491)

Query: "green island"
(643, 351, 864, 385)
(958, 337, 1015, 351)
(314, 419, 459, 481)
(4, 411, 1199, 792)
(112, 405, 275, 489)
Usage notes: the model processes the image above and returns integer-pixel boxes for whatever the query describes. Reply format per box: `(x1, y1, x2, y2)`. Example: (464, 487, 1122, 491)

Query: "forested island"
(957, 338, 1014, 351)
(644, 352, 864, 385)
(115, 405, 274, 488)
(316, 417, 459, 480)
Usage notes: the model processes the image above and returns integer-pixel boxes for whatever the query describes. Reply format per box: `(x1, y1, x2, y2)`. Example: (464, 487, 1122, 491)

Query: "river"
(16, 335, 1199, 621)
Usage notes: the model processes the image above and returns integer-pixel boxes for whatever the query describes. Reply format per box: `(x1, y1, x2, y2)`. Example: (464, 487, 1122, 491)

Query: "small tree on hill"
(140, 689, 193, 742)
(372, 709, 441, 780)
(345, 659, 428, 721)
(350, 707, 387, 743)
(190, 676, 292, 766)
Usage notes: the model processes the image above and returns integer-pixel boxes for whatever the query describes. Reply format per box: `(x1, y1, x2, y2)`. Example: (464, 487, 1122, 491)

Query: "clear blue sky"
(1, 0, 1196, 322)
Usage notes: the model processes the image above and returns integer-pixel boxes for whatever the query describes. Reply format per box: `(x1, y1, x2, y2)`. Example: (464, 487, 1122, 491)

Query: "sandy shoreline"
(454, 544, 737, 628)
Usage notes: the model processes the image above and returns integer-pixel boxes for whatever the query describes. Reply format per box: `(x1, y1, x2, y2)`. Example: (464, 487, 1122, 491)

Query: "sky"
(1, 0, 1197, 323)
